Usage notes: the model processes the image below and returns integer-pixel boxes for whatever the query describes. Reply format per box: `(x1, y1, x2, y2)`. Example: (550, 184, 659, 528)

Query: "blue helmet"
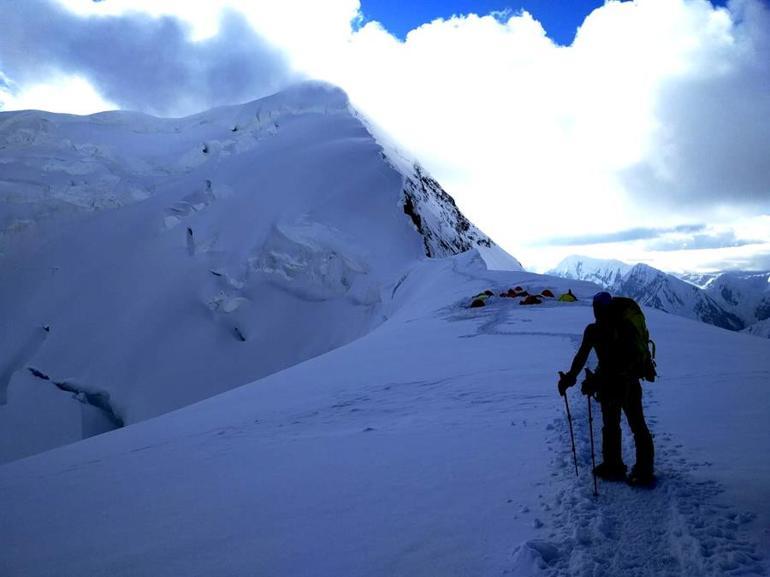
(593, 291, 612, 307)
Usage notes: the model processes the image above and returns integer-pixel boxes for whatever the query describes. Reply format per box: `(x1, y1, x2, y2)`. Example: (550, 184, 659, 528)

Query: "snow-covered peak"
(624, 262, 665, 284)
(246, 81, 350, 111)
(0, 81, 519, 463)
(0, 81, 504, 265)
(548, 255, 631, 288)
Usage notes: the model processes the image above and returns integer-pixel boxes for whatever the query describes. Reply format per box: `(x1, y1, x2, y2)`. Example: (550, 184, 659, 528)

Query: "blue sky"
(360, 0, 603, 44)
(359, 0, 730, 45)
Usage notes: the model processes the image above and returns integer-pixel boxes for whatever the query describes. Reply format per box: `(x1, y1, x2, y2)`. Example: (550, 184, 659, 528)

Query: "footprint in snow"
(510, 395, 767, 577)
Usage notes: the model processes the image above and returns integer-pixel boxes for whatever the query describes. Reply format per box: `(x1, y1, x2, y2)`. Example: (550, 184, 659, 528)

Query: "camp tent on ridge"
(558, 289, 577, 302)
(520, 294, 543, 305)
(469, 290, 494, 308)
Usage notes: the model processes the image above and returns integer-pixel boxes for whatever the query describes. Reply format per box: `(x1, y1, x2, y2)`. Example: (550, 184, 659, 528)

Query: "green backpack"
(610, 297, 657, 382)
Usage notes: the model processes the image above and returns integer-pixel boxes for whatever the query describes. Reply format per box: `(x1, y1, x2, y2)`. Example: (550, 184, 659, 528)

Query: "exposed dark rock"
(402, 164, 492, 258)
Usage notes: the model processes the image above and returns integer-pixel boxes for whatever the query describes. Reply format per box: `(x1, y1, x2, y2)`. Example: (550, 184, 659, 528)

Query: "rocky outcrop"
(402, 164, 491, 258)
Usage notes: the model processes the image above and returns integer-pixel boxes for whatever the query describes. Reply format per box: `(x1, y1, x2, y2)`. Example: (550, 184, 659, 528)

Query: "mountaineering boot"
(627, 465, 656, 488)
(592, 461, 627, 481)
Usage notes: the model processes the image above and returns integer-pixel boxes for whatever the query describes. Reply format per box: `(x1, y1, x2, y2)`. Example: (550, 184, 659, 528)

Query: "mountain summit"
(0, 82, 519, 462)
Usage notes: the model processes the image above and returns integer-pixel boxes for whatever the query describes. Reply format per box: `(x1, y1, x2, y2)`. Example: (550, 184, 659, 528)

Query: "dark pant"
(600, 380, 654, 474)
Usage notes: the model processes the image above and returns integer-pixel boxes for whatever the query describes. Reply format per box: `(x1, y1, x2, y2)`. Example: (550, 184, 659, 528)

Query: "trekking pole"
(587, 394, 599, 497)
(563, 393, 579, 477)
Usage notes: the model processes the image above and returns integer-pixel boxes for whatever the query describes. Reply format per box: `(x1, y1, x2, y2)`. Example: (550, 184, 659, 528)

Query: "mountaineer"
(558, 291, 657, 487)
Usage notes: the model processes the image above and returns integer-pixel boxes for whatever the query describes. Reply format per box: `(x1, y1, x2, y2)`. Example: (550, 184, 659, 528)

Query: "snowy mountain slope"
(676, 271, 720, 288)
(549, 256, 744, 331)
(702, 271, 770, 327)
(616, 263, 744, 331)
(0, 82, 518, 463)
(0, 254, 767, 577)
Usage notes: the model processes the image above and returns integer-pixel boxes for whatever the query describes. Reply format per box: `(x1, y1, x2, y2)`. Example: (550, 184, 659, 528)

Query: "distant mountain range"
(548, 255, 770, 336)
(689, 270, 770, 327)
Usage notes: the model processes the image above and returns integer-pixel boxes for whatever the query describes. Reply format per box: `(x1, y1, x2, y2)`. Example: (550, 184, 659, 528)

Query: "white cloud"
(307, 0, 770, 271)
(0, 74, 117, 114)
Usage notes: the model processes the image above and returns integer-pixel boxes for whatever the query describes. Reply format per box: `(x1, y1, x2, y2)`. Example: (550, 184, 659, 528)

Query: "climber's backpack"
(609, 297, 657, 382)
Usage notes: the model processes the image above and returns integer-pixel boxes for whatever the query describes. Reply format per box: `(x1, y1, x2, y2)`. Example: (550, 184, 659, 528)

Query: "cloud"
(620, 0, 770, 210)
(0, 74, 117, 115)
(0, 0, 297, 116)
(698, 247, 770, 271)
(295, 0, 770, 253)
(647, 229, 764, 251)
(541, 224, 706, 246)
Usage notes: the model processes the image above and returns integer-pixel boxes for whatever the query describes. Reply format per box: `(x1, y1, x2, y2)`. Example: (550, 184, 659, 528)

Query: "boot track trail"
(519, 387, 767, 577)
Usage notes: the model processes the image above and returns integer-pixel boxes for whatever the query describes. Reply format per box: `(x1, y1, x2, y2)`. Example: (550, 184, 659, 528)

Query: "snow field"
(530, 388, 765, 577)
(1, 257, 768, 576)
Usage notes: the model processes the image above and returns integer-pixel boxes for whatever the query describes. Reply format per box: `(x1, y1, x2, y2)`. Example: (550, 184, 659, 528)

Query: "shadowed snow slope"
(0, 255, 768, 577)
(0, 82, 519, 463)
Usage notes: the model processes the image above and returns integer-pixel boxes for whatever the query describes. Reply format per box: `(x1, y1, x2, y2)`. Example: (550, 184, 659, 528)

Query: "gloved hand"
(557, 371, 576, 396)
(581, 379, 598, 396)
